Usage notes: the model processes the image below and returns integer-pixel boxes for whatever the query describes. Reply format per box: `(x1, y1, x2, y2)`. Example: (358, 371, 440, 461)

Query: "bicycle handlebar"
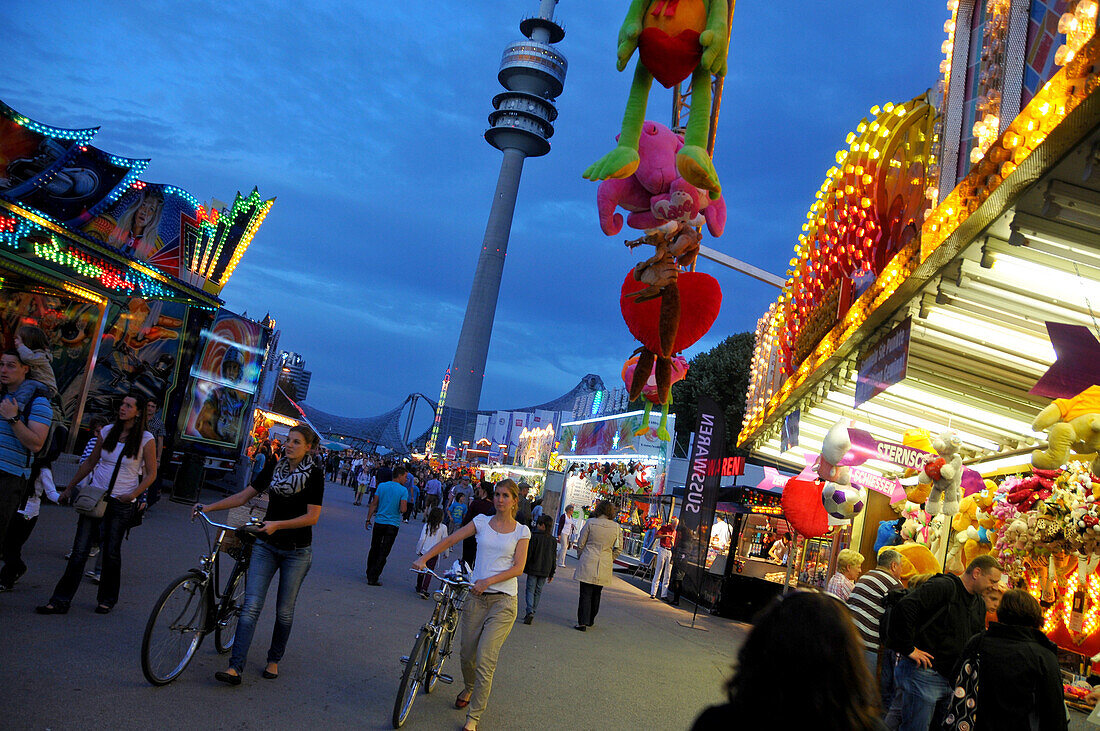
(411, 567, 474, 588)
(194, 510, 264, 534)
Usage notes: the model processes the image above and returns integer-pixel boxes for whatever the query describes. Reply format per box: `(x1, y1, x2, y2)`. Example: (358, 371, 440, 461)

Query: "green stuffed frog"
(583, 0, 730, 197)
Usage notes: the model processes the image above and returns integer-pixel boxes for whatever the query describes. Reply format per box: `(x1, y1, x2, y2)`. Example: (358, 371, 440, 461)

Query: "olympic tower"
(446, 0, 567, 413)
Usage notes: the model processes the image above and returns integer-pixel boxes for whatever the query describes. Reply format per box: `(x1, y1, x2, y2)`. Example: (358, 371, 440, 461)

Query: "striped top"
(845, 568, 902, 650)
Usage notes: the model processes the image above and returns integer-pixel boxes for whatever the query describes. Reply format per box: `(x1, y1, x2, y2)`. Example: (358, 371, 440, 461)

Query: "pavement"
(1, 481, 745, 731)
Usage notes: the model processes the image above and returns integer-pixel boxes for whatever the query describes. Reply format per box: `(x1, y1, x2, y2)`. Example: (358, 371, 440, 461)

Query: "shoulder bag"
(943, 636, 982, 730)
(72, 449, 125, 519)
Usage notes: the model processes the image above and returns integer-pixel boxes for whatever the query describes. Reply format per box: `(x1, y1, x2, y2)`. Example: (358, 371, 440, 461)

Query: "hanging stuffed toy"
(583, 0, 730, 196)
(622, 353, 689, 441)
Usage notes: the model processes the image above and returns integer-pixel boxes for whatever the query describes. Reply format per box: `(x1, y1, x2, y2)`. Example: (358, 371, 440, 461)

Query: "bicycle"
(392, 564, 474, 728)
(139, 511, 263, 685)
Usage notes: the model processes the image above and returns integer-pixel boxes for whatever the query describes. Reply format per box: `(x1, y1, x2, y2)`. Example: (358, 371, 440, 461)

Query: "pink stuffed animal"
(597, 121, 726, 236)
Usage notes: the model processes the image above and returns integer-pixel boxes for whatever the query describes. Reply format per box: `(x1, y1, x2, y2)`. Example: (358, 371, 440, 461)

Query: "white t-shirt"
(92, 425, 153, 497)
(470, 513, 531, 596)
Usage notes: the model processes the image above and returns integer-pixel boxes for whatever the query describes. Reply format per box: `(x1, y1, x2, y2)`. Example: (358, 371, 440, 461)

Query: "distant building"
(278, 351, 312, 401)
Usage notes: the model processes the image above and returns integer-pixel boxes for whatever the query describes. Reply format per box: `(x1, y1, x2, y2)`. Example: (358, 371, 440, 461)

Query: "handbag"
(72, 450, 125, 519)
(943, 637, 981, 730)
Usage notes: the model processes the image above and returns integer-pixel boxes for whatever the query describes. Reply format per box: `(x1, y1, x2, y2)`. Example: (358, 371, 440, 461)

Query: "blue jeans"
(894, 656, 951, 731)
(863, 647, 900, 723)
(50, 497, 135, 608)
(230, 540, 312, 672)
(524, 575, 547, 616)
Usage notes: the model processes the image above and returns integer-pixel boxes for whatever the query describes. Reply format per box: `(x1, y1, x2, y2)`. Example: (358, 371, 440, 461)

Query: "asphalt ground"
(1, 480, 745, 731)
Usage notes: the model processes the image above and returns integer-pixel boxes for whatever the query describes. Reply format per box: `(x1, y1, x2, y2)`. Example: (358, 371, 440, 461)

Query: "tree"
(670, 331, 755, 457)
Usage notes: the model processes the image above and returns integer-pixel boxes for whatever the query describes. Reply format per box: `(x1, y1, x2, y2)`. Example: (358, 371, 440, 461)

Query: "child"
(14, 324, 57, 401)
(414, 508, 448, 598)
(447, 493, 467, 531)
(522, 514, 557, 624)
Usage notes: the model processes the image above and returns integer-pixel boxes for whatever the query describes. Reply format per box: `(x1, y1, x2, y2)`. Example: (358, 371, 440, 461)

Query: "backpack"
(20, 393, 60, 466)
(881, 577, 951, 650)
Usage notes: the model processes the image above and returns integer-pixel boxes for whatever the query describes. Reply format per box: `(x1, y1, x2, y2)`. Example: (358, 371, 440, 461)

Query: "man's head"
(392, 465, 408, 481)
(963, 554, 1003, 595)
(145, 400, 158, 418)
(536, 514, 553, 533)
(877, 548, 904, 580)
(518, 482, 531, 498)
(0, 350, 28, 387)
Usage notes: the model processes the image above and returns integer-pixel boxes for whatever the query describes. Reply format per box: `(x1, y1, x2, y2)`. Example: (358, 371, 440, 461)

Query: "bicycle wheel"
(141, 572, 208, 685)
(214, 566, 246, 653)
(392, 631, 433, 728)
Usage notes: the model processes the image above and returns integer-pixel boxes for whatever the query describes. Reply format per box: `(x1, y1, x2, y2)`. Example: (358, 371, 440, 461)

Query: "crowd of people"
(1, 357, 1091, 730)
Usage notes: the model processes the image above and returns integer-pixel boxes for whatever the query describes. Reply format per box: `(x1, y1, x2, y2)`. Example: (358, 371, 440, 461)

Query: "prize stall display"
(556, 409, 674, 563)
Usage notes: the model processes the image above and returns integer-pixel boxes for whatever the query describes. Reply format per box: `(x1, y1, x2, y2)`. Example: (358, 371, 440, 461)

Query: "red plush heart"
(781, 478, 830, 539)
(620, 271, 722, 355)
(925, 457, 945, 482)
(638, 28, 703, 88)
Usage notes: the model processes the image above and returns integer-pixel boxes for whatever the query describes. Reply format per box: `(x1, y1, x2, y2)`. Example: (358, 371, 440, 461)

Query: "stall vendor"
(768, 533, 791, 565)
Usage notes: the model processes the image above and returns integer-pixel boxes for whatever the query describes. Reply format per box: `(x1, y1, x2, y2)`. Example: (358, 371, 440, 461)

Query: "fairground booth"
(0, 100, 274, 494)
(556, 409, 675, 565)
(737, 2, 1100, 692)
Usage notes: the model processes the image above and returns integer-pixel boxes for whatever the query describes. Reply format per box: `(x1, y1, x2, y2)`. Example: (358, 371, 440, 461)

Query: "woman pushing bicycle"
(193, 425, 323, 686)
(413, 478, 529, 731)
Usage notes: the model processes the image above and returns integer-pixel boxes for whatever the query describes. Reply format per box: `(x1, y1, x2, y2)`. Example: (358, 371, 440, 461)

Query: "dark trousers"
(1, 513, 38, 585)
(577, 581, 603, 626)
(145, 475, 162, 506)
(366, 523, 399, 582)
(462, 536, 477, 569)
(0, 471, 28, 548)
(416, 555, 438, 593)
(50, 498, 135, 608)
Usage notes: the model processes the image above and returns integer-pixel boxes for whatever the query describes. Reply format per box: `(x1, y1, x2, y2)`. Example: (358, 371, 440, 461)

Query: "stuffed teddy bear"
(947, 494, 993, 573)
(920, 430, 964, 516)
(1031, 385, 1100, 475)
(597, 121, 727, 237)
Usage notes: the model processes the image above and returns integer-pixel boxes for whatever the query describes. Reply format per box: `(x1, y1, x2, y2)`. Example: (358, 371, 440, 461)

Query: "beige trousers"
(460, 592, 518, 724)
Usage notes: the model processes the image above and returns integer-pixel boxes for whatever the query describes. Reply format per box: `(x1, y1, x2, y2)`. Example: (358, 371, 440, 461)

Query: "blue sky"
(2, 1, 947, 423)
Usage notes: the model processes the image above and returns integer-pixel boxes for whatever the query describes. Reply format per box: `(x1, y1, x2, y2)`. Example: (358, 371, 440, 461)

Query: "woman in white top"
(39, 393, 156, 614)
(414, 478, 530, 731)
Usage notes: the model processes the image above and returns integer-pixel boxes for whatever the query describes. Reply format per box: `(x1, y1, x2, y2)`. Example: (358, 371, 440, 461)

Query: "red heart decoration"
(781, 478, 830, 539)
(620, 271, 722, 355)
(638, 28, 703, 89)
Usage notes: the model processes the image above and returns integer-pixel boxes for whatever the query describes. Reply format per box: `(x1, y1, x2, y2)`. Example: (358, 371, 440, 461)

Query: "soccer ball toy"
(821, 482, 867, 520)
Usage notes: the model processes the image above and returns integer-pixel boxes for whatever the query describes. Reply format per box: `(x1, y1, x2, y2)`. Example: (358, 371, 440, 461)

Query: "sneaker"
(522, 614, 533, 625)
(89, 546, 99, 558)
(85, 571, 100, 584)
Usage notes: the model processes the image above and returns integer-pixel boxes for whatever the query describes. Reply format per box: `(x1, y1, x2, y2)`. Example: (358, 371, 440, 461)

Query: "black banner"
(674, 394, 725, 600)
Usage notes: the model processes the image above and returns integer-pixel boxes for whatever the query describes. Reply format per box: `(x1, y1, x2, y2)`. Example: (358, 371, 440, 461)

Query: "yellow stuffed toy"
(888, 542, 940, 583)
(946, 494, 992, 573)
(902, 428, 933, 503)
(1031, 385, 1100, 474)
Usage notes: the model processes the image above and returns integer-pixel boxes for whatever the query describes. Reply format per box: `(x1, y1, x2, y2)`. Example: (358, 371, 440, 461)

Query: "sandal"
(454, 691, 471, 709)
(35, 603, 68, 615)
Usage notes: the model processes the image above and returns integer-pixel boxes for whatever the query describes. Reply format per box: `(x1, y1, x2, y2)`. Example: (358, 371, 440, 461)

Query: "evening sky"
(1, 1, 946, 421)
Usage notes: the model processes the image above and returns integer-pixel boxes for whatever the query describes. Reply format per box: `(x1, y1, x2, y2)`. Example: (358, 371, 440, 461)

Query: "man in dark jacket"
(887, 554, 1002, 731)
(515, 482, 534, 527)
(522, 514, 557, 624)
